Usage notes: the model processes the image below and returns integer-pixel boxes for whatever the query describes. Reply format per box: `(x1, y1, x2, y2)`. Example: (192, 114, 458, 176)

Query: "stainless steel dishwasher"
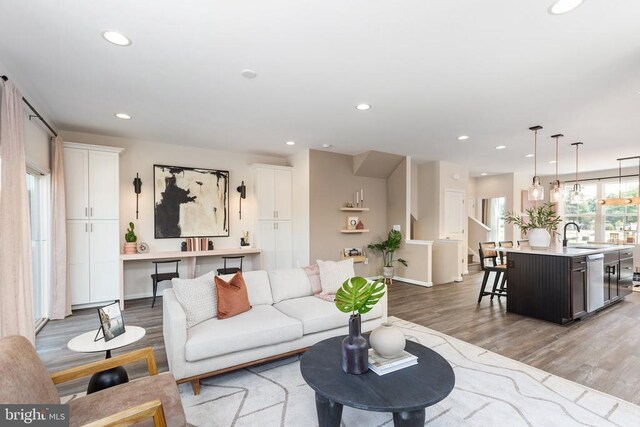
(587, 253, 605, 313)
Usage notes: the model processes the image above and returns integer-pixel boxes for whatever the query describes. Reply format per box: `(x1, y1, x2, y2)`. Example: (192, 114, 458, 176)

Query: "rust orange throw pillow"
(214, 272, 252, 319)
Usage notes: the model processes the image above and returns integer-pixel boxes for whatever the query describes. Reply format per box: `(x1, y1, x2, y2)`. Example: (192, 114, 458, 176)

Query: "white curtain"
(0, 80, 35, 343)
(50, 136, 70, 319)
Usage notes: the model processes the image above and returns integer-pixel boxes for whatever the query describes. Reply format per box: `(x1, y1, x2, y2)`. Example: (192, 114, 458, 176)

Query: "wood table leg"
(393, 409, 425, 426)
(315, 392, 343, 427)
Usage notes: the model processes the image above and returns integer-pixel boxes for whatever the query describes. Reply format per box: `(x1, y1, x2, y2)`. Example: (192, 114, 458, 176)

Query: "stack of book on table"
(368, 349, 418, 375)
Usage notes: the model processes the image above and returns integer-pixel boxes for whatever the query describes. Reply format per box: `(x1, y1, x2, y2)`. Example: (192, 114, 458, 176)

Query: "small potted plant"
(367, 229, 408, 280)
(123, 222, 137, 254)
(335, 277, 386, 374)
(505, 203, 562, 249)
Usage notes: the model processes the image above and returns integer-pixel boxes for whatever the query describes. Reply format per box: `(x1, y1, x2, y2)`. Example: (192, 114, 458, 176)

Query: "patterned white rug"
(179, 316, 639, 426)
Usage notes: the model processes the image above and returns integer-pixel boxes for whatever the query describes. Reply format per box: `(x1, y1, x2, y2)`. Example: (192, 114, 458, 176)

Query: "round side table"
(68, 325, 145, 394)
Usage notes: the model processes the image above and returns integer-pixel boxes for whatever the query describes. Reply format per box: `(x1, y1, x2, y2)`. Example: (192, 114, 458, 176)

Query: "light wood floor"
(37, 273, 640, 404)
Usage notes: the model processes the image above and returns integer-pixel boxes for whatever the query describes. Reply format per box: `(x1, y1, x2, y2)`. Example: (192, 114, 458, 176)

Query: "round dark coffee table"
(300, 335, 455, 427)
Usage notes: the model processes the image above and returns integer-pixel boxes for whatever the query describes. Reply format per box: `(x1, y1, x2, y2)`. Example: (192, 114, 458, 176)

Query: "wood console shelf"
(340, 207, 370, 212)
(340, 229, 370, 233)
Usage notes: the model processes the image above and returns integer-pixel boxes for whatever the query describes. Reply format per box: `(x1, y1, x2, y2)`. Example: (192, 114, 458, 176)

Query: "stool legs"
(151, 278, 158, 308)
(489, 271, 502, 300)
(478, 271, 491, 303)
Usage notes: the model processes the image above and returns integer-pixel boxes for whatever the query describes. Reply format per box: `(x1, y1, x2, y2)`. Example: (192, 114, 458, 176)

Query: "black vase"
(342, 314, 369, 374)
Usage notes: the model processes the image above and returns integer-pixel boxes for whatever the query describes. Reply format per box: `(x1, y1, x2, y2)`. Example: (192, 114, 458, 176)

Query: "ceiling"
(1, 0, 639, 177)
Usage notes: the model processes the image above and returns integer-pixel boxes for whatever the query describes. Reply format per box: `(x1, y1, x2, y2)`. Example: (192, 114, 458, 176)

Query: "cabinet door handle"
(85, 223, 88, 232)
(275, 210, 278, 218)
(577, 268, 586, 273)
(85, 207, 88, 217)
(91, 223, 93, 232)
(90, 207, 93, 217)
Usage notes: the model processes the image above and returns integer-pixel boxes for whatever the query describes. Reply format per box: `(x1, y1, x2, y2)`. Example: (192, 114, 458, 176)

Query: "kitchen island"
(505, 245, 635, 324)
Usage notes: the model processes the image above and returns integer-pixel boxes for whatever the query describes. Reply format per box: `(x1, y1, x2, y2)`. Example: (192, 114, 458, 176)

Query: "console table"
(118, 248, 261, 308)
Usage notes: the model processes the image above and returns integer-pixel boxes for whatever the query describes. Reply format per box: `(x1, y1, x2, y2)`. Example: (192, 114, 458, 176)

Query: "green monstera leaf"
(334, 276, 386, 315)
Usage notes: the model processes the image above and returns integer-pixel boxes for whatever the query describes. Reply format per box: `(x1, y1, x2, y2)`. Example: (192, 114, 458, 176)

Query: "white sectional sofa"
(163, 268, 386, 394)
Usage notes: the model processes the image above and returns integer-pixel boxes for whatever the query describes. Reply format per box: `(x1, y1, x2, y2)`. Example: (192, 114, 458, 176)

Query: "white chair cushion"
(171, 271, 216, 328)
(317, 259, 355, 294)
(184, 305, 303, 362)
(268, 268, 313, 303)
(219, 270, 273, 306)
(274, 296, 383, 335)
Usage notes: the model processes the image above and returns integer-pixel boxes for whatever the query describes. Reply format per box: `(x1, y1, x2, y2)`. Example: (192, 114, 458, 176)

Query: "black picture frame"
(97, 302, 126, 342)
(153, 164, 230, 239)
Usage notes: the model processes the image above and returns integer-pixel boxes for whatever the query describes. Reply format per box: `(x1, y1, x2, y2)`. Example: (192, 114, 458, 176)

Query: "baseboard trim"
(393, 276, 433, 288)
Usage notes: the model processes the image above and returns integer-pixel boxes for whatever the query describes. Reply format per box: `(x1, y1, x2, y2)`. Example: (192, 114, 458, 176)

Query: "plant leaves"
(335, 277, 386, 315)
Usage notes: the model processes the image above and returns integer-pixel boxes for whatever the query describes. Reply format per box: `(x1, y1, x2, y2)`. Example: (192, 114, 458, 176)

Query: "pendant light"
(549, 133, 563, 202)
(597, 156, 640, 206)
(570, 142, 584, 204)
(528, 125, 544, 201)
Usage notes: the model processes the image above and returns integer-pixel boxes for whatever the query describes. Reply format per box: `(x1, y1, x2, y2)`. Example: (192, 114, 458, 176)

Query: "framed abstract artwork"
(154, 164, 230, 238)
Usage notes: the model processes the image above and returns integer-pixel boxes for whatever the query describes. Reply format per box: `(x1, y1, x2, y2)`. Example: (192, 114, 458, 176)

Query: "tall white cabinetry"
(64, 142, 123, 306)
(253, 165, 293, 270)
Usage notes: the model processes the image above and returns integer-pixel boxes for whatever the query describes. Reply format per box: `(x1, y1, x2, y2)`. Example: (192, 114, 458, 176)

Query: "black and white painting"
(154, 165, 229, 238)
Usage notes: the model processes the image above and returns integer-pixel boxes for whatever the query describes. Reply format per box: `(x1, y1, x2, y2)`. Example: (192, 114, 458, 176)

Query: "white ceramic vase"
(369, 323, 406, 358)
(528, 228, 551, 250)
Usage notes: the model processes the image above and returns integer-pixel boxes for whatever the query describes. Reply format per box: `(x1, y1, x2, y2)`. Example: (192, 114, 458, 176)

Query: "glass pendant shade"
(550, 180, 562, 202)
(529, 176, 544, 201)
(570, 183, 583, 204)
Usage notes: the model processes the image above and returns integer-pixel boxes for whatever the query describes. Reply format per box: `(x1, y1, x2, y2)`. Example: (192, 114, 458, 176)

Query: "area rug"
(176, 317, 640, 426)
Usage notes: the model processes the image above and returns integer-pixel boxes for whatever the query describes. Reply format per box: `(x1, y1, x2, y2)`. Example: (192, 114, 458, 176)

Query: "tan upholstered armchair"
(0, 335, 186, 427)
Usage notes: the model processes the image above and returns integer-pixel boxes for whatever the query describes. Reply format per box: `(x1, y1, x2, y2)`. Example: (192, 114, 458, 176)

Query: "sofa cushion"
(220, 270, 273, 306)
(215, 272, 252, 320)
(172, 271, 217, 328)
(185, 305, 303, 361)
(268, 268, 313, 303)
(68, 373, 186, 427)
(274, 296, 383, 335)
(317, 258, 355, 294)
(303, 263, 323, 294)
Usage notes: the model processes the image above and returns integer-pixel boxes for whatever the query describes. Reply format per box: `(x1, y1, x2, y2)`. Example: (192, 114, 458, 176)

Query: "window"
(562, 183, 597, 243)
(603, 179, 639, 243)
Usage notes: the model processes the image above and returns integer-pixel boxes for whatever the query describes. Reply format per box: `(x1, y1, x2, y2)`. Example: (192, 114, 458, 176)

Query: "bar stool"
(477, 242, 507, 303)
(150, 259, 180, 308)
(497, 241, 514, 296)
(517, 239, 529, 248)
(217, 256, 244, 275)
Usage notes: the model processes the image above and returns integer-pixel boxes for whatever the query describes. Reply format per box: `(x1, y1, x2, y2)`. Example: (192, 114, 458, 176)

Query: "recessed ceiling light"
(525, 153, 535, 158)
(548, 0, 584, 15)
(114, 113, 131, 120)
(355, 104, 371, 110)
(322, 144, 332, 148)
(286, 141, 296, 146)
(241, 69, 257, 78)
(549, 160, 557, 164)
(481, 173, 488, 176)
(102, 31, 131, 46)
(495, 145, 506, 150)
(457, 135, 469, 140)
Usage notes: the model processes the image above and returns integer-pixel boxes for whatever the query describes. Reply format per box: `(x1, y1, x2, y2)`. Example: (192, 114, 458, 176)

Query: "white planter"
(382, 266, 394, 279)
(528, 228, 551, 250)
(369, 323, 406, 358)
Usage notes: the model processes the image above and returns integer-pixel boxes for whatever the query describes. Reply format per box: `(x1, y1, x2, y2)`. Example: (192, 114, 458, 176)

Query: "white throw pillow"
(172, 271, 217, 328)
(317, 258, 355, 294)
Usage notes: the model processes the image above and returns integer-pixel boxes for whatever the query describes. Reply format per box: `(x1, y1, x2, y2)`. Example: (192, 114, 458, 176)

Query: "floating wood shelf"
(340, 207, 370, 212)
(343, 255, 366, 263)
(341, 229, 370, 233)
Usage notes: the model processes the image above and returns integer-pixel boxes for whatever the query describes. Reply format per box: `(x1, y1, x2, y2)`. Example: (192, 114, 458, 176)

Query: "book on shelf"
(185, 237, 210, 252)
(368, 348, 418, 375)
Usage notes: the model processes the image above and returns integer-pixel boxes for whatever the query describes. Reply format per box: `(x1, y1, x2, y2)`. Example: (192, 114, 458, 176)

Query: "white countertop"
(506, 244, 636, 257)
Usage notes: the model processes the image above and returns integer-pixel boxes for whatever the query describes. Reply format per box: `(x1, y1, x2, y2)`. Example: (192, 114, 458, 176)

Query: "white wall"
(60, 130, 288, 299)
(289, 150, 310, 267)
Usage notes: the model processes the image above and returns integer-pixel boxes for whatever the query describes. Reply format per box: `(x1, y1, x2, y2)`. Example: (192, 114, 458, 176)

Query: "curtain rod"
(1, 75, 58, 137)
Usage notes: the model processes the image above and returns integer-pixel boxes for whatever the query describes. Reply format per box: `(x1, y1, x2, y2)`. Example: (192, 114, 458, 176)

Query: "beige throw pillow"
(172, 271, 217, 328)
(317, 258, 355, 294)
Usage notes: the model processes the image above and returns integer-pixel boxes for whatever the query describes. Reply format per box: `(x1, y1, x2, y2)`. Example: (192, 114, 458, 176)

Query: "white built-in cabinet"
(64, 142, 123, 306)
(253, 165, 293, 270)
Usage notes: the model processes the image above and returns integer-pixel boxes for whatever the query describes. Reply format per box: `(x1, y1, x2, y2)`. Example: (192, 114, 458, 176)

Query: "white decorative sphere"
(369, 323, 406, 358)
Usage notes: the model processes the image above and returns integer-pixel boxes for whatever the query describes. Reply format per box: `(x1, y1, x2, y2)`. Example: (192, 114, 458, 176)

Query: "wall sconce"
(237, 180, 247, 219)
(133, 173, 142, 219)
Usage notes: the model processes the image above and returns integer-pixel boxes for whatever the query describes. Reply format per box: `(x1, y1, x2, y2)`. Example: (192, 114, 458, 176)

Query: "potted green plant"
(123, 222, 137, 254)
(367, 229, 408, 280)
(335, 277, 386, 374)
(504, 203, 562, 249)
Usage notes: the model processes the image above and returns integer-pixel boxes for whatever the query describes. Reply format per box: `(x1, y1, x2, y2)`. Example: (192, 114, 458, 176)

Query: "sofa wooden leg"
(191, 379, 200, 395)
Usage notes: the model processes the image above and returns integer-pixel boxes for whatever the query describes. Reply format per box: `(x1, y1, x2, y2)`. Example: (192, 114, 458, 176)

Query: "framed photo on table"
(97, 302, 126, 342)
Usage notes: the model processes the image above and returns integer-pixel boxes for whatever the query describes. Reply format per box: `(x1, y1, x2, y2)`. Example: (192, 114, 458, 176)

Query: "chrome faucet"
(563, 222, 581, 247)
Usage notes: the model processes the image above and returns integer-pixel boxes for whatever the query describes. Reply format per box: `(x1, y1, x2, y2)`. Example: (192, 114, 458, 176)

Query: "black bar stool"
(497, 241, 514, 296)
(517, 239, 529, 248)
(216, 256, 244, 275)
(477, 242, 507, 303)
(151, 259, 180, 308)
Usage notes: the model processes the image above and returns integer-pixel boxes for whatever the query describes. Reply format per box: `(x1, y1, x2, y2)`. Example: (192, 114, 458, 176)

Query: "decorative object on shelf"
(153, 164, 229, 238)
(123, 222, 137, 254)
(569, 142, 584, 204)
(133, 173, 142, 219)
(367, 229, 408, 281)
(96, 302, 126, 342)
(241, 231, 250, 247)
(334, 276, 386, 374)
(185, 237, 211, 251)
(597, 156, 640, 206)
(356, 220, 365, 230)
(136, 241, 149, 254)
(345, 202, 354, 208)
(208, 240, 214, 250)
(528, 125, 545, 201)
(181, 241, 187, 251)
(347, 216, 359, 230)
(549, 134, 564, 203)
(237, 180, 247, 219)
(505, 203, 562, 249)
(369, 323, 406, 359)
(352, 188, 364, 208)
(343, 247, 365, 263)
